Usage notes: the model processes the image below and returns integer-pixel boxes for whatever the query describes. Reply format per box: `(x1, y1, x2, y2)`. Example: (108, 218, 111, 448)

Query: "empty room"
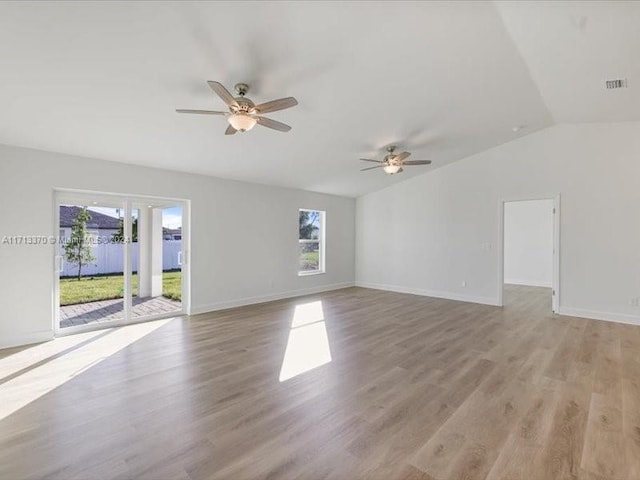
(1, 2, 639, 479)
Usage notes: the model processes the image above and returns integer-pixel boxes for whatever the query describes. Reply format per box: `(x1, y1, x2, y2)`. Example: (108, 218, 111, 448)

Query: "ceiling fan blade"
(402, 160, 432, 165)
(255, 97, 298, 114)
(208, 81, 238, 108)
(359, 158, 384, 163)
(176, 109, 227, 115)
(255, 116, 292, 132)
(396, 167, 404, 174)
(360, 165, 385, 171)
(225, 124, 237, 135)
(394, 151, 411, 162)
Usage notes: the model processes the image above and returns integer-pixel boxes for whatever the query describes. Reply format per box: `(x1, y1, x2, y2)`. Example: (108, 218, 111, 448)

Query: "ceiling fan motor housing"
(231, 97, 255, 114)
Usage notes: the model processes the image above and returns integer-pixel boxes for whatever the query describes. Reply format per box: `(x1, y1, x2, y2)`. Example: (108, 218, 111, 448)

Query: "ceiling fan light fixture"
(383, 164, 401, 174)
(228, 113, 257, 132)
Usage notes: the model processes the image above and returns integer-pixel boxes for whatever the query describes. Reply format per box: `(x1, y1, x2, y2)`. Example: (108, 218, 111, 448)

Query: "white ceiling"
(0, 1, 635, 197)
(496, 1, 640, 124)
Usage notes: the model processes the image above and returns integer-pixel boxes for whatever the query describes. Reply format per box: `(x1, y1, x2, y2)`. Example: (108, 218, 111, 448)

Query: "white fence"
(60, 240, 182, 277)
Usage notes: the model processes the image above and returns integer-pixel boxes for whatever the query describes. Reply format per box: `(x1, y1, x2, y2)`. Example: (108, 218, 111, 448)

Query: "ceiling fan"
(176, 81, 298, 135)
(359, 146, 432, 175)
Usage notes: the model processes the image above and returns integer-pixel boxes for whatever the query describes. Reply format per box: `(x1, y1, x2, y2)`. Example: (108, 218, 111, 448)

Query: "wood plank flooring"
(1, 285, 639, 479)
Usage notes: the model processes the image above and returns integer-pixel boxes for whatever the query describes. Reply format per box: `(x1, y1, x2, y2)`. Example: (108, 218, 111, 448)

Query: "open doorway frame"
(497, 194, 560, 313)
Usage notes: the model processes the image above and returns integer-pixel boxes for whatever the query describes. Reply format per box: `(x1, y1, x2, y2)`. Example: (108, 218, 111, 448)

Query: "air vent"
(605, 78, 627, 89)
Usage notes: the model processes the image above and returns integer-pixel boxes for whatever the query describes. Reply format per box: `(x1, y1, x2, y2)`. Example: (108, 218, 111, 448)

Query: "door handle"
(178, 251, 182, 266)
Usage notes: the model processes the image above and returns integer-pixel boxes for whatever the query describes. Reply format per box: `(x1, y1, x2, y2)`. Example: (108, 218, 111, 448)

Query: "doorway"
(498, 196, 559, 313)
(54, 191, 189, 334)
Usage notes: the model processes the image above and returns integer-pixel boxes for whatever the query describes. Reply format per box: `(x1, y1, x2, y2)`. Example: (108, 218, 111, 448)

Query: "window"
(299, 209, 325, 275)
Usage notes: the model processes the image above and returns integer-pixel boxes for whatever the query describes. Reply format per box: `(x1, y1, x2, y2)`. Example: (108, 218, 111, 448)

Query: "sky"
(87, 206, 182, 229)
(162, 207, 182, 229)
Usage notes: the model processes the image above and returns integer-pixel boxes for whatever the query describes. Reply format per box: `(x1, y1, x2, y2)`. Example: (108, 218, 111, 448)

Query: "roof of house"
(59, 206, 120, 229)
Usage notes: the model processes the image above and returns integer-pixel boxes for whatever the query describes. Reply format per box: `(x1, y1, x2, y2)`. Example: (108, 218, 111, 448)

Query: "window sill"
(298, 270, 326, 277)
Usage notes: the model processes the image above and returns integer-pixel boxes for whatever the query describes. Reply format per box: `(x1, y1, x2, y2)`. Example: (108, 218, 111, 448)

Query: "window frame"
(298, 208, 326, 276)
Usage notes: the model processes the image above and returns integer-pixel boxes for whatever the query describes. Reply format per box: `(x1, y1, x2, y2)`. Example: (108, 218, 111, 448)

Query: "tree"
(299, 210, 320, 239)
(111, 217, 138, 243)
(64, 207, 96, 280)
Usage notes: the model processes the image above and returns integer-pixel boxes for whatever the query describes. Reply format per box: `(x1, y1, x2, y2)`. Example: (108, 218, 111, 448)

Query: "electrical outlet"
(461, 281, 467, 287)
(630, 297, 640, 307)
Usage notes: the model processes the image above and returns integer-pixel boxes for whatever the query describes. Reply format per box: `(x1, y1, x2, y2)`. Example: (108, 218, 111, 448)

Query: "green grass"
(161, 271, 182, 301)
(60, 271, 181, 306)
(299, 251, 319, 271)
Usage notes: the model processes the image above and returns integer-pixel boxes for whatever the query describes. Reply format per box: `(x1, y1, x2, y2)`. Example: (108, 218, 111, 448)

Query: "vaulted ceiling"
(0, 1, 637, 197)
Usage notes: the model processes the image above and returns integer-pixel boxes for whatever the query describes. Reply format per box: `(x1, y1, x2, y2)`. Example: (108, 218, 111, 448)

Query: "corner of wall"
(557, 307, 640, 327)
(355, 282, 501, 307)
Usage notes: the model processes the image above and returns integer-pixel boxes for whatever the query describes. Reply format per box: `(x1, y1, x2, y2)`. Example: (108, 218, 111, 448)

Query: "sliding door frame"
(53, 188, 190, 336)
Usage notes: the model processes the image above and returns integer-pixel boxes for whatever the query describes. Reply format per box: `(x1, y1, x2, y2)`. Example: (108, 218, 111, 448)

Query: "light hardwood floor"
(1, 285, 639, 480)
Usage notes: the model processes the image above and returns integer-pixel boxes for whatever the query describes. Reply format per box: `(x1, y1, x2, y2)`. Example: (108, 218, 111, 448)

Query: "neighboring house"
(59, 205, 120, 240)
(163, 227, 182, 240)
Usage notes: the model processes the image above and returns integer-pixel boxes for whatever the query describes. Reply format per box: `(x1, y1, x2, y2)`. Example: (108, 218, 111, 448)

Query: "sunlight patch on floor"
(290, 300, 325, 328)
(279, 301, 332, 382)
(0, 329, 106, 379)
(0, 318, 172, 421)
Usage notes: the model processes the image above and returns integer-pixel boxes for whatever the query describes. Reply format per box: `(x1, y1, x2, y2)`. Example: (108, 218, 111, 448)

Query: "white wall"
(0, 144, 355, 348)
(356, 123, 640, 325)
(504, 199, 553, 287)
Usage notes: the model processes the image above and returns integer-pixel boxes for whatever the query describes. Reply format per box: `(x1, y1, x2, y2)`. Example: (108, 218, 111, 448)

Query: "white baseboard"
(505, 279, 552, 288)
(0, 330, 54, 351)
(355, 282, 500, 307)
(558, 307, 640, 326)
(191, 281, 356, 315)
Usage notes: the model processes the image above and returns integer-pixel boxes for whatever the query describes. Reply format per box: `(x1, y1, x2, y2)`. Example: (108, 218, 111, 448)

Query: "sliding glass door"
(54, 192, 188, 334)
(57, 200, 126, 329)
